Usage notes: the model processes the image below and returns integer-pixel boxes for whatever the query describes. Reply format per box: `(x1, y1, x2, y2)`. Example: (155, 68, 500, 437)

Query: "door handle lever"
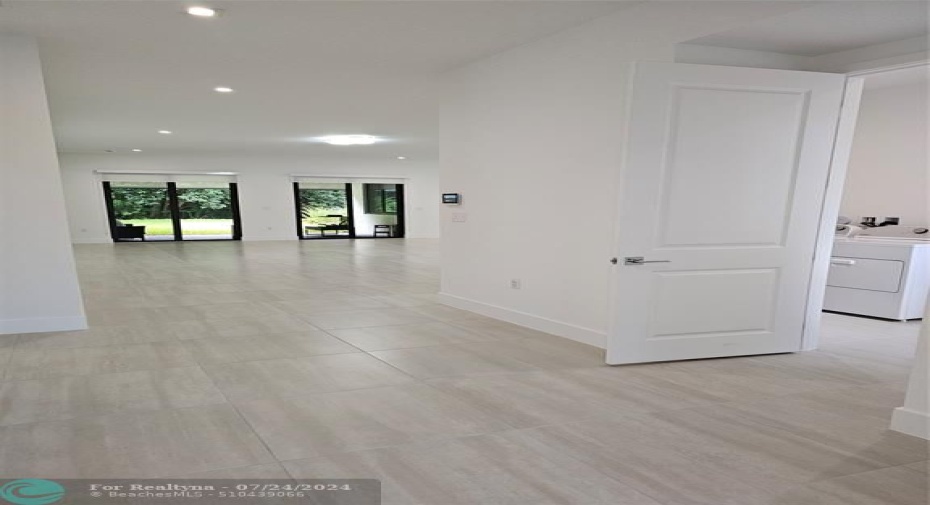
(623, 256, 671, 265)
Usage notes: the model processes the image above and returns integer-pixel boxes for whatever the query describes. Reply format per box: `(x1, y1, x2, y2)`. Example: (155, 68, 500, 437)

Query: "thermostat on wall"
(442, 193, 461, 204)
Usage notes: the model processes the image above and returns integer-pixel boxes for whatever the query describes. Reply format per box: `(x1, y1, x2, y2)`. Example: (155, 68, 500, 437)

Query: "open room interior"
(0, 1, 927, 503)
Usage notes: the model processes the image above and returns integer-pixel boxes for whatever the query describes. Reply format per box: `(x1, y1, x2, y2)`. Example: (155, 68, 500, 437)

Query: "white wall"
(439, 1, 811, 347)
(59, 154, 440, 243)
(840, 76, 929, 226)
(891, 300, 930, 440)
(0, 34, 86, 334)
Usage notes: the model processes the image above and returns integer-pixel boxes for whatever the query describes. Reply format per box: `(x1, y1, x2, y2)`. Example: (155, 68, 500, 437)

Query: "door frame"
(803, 60, 929, 350)
(394, 183, 407, 238)
(166, 182, 183, 241)
(101, 180, 121, 241)
(229, 182, 243, 240)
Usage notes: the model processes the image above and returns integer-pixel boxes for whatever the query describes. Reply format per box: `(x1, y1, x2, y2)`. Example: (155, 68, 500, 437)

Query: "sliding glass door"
(103, 182, 176, 241)
(103, 181, 241, 242)
(176, 182, 240, 240)
(355, 183, 405, 238)
(294, 182, 356, 239)
(292, 180, 406, 239)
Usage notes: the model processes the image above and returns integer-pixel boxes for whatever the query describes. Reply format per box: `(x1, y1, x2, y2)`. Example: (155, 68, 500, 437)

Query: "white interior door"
(607, 62, 846, 365)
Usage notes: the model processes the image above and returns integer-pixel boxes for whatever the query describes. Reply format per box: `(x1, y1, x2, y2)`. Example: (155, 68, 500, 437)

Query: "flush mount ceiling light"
(214, 86, 234, 93)
(187, 6, 218, 17)
(131, 149, 142, 152)
(318, 135, 381, 146)
(396, 156, 407, 160)
(158, 130, 173, 134)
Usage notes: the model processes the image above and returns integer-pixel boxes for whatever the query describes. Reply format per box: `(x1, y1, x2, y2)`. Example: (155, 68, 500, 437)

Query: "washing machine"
(824, 225, 930, 320)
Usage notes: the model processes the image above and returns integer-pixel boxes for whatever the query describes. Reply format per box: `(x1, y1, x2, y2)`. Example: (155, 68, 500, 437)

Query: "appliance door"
(827, 257, 904, 293)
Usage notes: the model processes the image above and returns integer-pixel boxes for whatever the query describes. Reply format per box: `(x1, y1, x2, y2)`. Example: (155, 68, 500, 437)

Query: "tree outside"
(176, 188, 231, 219)
(111, 186, 234, 236)
(299, 188, 348, 226)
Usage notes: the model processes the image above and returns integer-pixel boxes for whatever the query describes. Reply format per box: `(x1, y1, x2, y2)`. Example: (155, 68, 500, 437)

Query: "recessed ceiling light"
(318, 135, 380, 146)
(187, 6, 217, 17)
(214, 86, 234, 93)
(397, 156, 407, 160)
(131, 149, 142, 152)
(158, 130, 173, 134)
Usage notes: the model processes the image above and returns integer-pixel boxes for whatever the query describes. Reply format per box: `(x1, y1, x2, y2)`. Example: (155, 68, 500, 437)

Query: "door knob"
(623, 257, 671, 265)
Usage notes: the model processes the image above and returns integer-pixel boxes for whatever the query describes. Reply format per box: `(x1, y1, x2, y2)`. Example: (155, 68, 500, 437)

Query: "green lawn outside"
(120, 219, 234, 235)
(301, 208, 347, 226)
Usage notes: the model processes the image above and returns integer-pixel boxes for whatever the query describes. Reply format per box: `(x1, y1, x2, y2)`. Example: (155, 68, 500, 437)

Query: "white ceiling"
(0, 0, 633, 157)
(1, 1, 927, 159)
(686, 1, 929, 57)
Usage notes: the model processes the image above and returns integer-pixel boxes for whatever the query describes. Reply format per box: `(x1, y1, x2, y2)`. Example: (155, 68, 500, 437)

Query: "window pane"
(175, 185, 234, 240)
(299, 186, 350, 238)
(383, 188, 397, 213)
(109, 182, 175, 240)
(365, 184, 397, 214)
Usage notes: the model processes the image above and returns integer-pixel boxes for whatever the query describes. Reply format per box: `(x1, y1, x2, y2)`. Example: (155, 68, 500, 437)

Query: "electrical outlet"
(510, 279, 522, 290)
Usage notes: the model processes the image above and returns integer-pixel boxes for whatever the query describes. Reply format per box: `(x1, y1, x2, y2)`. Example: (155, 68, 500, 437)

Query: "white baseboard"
(0, 316, 88, 335)
(242, 235, 298, 242)
(891, 407, 930, 440)
(438, 292, 606, 349)
(72, 237, 112, 244)
(75, 236, 300, 244)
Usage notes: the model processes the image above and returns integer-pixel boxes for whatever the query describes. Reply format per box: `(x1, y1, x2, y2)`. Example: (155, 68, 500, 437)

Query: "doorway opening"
(816, 63, 929, 324)
(103, 180, 242, 242)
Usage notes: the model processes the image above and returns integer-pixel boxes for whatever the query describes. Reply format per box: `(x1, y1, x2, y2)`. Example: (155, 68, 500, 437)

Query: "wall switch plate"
(452, 213, 467, 222)
(510, 279, 522, 289)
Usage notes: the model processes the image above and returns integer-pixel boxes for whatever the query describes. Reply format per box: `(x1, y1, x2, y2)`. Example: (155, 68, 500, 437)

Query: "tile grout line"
(14, 241, 919, 497)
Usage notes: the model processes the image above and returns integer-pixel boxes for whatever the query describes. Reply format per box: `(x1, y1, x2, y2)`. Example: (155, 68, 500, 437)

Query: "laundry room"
(826, 63, 930, 321)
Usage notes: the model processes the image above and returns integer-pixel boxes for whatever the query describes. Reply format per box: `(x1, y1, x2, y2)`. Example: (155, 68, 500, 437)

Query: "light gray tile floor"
(0, 239, 924, 504)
